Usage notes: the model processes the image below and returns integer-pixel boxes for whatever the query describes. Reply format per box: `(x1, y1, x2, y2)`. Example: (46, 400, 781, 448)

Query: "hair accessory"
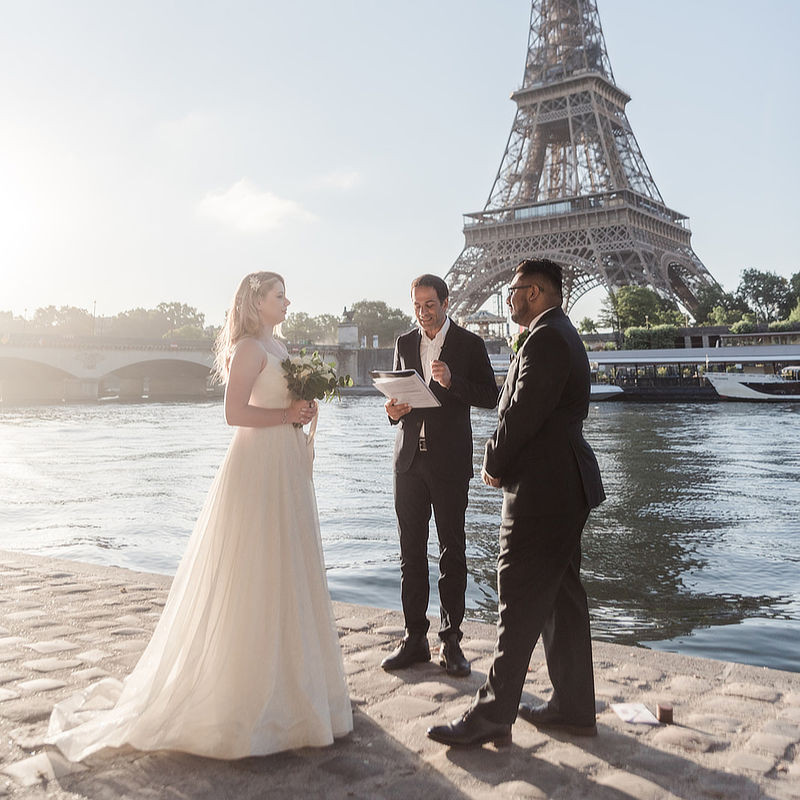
(249, 275, 261, 292)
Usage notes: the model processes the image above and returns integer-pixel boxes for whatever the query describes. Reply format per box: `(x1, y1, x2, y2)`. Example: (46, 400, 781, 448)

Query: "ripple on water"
(1, 396, 798, 671)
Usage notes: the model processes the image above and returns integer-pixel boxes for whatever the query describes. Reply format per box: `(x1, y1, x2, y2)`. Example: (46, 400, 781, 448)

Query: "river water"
(1, 396, 798, 672)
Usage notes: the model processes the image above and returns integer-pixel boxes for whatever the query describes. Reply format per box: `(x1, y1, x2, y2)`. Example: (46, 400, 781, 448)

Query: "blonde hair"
(212, 270, 284, 382)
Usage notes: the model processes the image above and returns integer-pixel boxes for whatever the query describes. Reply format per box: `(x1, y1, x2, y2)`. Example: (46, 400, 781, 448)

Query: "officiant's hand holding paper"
(370, 370, 441, 409)
(385, 398, 411, 420)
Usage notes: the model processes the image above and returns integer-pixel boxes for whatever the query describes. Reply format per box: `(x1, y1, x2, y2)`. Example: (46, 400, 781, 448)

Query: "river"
(1, 396, 798, 672)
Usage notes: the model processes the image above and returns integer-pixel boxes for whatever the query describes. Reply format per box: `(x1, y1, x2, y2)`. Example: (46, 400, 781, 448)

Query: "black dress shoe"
(439, 634, 471, 677)
(517, 702, 597, 737)
(427, 710, 511, 747)
(380, 633, 431, 671)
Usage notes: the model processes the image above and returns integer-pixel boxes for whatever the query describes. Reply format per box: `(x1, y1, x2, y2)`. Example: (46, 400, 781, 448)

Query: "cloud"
(313, 169, 362, 191)
(197, 179, 314, 233)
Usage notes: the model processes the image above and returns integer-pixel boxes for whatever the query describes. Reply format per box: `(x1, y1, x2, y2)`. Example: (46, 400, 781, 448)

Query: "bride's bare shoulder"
(231, 337, 268, 367)
(233, 336, 262, 353)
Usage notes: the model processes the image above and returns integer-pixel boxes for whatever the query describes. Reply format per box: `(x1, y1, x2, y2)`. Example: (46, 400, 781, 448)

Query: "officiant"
(381, 274, 498, 677)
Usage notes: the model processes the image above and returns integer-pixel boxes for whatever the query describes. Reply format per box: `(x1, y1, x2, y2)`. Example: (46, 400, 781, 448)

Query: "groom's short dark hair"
(411, 274, 449, 304)
(516, 258, 563, 301)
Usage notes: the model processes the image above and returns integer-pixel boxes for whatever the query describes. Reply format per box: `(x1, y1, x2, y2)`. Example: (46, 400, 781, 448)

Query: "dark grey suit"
(391, 320, 498, 640)
(474, 306, 604, 724)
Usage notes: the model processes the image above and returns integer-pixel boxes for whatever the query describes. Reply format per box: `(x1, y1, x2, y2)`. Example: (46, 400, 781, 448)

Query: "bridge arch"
(0, 340, 217, 403)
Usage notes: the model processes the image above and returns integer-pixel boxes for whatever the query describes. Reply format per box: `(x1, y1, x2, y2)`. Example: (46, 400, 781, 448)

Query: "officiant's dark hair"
(411, 274, 449, 304)
(516, 259, 563, 301)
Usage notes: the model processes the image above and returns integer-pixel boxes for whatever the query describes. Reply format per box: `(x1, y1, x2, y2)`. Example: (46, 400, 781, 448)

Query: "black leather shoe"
(517, 702, 597, 737)
(380, 633, 431, 671)
(427, 710, 511, 747)
(439, 634, 471, 677)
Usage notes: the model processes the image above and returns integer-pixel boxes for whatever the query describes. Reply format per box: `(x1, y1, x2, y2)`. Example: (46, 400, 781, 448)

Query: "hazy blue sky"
(1, 1, 797, 326)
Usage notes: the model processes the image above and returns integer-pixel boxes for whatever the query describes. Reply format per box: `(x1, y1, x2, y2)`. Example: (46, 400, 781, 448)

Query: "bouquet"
(281, 349, 353, 427)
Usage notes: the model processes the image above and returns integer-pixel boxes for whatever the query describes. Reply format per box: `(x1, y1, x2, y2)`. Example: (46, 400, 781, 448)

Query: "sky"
(1, 0, 798, 327)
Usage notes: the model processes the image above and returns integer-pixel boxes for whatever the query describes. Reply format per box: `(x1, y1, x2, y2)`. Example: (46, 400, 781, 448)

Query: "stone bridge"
(0, 335, 219, 402)
(0, 335, 392, 402)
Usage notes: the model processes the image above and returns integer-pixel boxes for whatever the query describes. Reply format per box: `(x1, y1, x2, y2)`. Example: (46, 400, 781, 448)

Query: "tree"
(598, 287, 677, 331)
(108, 303, 207, 339)
(111, 308, 171, 338)
(167, 324, 206, 340)
(32, 305, 94, 335)
(691, 284, 748, 325)
(32, 306, 59, 329)
(789, 271, 800, 297)
(787, 271, 800, 319)
(788, 298, 800, 323)
(597, 293, 621, 331)
(156, 302, 205, 334)
(730, 318, 757, 334)
(577, 317, 597, 335)
(623, 324, 679, 350)
(348, 300, 413, 347)
(655, 304, 686, 327)
(735, 269, 792, 323)
(282, 312, 339, 345)
(705, 305, 741, 326)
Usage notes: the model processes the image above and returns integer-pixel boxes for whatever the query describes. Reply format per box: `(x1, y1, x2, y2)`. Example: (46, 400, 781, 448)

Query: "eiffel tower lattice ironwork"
(445, 0, 717, 318)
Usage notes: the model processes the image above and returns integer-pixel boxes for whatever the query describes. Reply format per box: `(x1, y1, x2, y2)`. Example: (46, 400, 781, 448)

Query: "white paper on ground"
(610, 702, 660, 725)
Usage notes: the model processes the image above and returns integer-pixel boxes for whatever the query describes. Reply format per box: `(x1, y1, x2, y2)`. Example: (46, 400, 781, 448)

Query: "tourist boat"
(705, 367, 800, 401)
(490, 355, 624, 400)
(590, 383, 624, 400)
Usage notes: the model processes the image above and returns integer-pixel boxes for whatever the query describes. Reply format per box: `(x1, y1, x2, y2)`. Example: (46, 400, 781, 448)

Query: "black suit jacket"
(484, 307, 605, 518)
(391, 320, 498, 479)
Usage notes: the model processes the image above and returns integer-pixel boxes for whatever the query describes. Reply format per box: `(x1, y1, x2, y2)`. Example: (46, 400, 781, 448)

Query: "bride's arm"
(224, 339, 310, 428)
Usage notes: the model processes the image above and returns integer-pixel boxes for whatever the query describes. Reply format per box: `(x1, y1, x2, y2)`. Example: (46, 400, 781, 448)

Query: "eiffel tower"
(445, 0, 717, 318)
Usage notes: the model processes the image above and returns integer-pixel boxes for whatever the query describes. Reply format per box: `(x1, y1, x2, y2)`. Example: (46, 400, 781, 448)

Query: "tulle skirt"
(47, 422, 352, 761)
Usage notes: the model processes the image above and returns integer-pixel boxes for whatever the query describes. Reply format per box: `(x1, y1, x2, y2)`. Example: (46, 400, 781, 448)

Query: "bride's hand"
(288, 398, 317, 425)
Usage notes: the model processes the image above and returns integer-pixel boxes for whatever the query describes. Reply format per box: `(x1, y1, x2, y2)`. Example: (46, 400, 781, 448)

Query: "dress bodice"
(250, 354, 291, 410)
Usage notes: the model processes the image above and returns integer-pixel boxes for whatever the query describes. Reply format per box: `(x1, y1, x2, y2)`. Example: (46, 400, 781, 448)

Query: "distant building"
(462, 309, 507, 340)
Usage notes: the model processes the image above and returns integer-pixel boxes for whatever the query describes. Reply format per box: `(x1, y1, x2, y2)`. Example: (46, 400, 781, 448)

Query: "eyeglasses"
(506, 284, 534, 300)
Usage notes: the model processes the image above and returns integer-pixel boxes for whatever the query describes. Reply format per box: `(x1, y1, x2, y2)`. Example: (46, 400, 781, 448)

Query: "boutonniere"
(509, 329, 530, 355)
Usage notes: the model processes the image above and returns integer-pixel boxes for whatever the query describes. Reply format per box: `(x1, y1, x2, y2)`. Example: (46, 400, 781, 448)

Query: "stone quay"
(0, 549, 798, 799)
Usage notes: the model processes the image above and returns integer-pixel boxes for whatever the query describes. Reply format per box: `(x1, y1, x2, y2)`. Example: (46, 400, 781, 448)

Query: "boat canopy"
(589, 344, 800, 367)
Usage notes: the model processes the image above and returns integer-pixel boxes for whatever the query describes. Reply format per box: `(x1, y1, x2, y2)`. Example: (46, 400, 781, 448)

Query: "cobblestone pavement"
(0, 549, 799, 799)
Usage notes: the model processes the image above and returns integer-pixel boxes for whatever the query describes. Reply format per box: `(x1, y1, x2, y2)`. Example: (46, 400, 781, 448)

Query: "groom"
(382, 274, 498, 677)
(427, 258, 605, 747)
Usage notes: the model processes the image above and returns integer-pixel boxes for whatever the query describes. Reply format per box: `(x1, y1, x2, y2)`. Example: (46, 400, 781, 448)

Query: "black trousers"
(472, 503, 595, 724)
(393, 450, 469, 641)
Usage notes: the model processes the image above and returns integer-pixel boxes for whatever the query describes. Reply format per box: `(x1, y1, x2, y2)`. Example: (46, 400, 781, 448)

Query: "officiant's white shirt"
(418, 316, 450, 440)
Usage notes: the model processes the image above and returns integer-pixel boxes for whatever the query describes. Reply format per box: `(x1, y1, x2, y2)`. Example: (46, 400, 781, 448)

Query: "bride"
(47, 271, 353, 761)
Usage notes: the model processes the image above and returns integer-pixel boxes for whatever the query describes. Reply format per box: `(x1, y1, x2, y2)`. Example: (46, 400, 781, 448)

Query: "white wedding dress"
(47, 352, 353, 761)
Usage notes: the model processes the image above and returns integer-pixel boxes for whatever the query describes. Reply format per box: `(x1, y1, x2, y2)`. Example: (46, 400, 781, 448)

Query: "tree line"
(0, 302, 211, 341)
(282, 301, 411, 348)
(577, 268, 800, 347)
(3, 268, 797, 347)
(1, 298, 414, 348)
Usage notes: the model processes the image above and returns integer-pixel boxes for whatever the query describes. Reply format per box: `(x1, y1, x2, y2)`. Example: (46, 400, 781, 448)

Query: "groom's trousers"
(472, 502, 595, 724)
(394, 449, 469, 642)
